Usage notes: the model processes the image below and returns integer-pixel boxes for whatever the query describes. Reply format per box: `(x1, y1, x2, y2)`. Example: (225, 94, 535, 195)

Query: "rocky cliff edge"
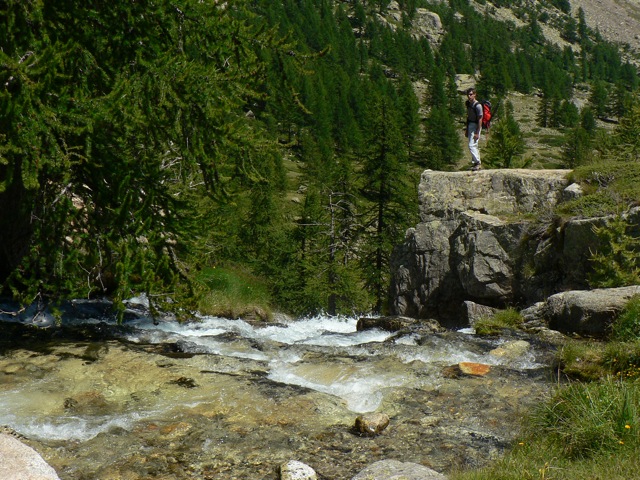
(389, 169, 640, 332)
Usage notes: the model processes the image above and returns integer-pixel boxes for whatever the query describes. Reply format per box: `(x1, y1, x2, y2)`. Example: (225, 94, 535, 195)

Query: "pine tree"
(561, 126, 592, 167)
(589, 81, 610, 119)
(0, 0, 294, 317)
(483, 101, 526, 168)
(359, 92, 417, 313)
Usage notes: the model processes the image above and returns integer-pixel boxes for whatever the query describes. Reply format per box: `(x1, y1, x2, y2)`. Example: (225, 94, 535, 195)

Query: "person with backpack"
(465, 87, 483, 171)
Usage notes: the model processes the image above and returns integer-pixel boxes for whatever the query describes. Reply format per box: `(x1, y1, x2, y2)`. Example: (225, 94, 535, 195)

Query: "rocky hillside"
(575, 0, 640, 55)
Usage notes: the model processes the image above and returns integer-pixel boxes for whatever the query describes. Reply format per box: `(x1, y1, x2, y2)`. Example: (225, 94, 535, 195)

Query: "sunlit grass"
(474, 308, 524, 335)
(195, 265, 272, 320)
(452, 378, 640, 480)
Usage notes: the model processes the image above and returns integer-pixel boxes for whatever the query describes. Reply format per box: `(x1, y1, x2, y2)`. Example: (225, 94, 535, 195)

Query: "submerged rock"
(356, 316, 416, 332)
(489, 340, 530, 360)
(0, 316, 554, 479)
(443, 362, 492, 378)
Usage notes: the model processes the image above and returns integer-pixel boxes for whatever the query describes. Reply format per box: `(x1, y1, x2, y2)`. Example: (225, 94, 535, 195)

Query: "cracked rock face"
(390, 169, 583, 325)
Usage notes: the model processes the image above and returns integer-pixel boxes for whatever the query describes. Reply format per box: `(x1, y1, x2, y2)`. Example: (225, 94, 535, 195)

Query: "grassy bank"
(195, 265, 273, 321)
(454, 302, 640, 480)
(452, 376, 640, 480)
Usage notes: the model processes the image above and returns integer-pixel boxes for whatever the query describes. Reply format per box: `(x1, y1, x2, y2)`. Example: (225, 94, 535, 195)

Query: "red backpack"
(480, 100, 492, 130)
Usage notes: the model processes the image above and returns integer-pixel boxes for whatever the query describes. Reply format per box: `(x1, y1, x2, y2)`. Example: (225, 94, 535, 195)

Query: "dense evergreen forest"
(1, 0, 638, 319)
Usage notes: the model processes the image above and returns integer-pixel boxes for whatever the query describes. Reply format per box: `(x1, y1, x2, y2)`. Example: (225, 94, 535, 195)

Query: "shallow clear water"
(0, 307, 554, 479)
(1, 312, 542, 443)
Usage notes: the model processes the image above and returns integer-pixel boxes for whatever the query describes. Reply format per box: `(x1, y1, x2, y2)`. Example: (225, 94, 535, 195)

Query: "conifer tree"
(589, 81, 610, 119)
(612, 102, 640, 161)
(424, 106, 463, 170)
(0, 0, 295, 316)
(483, 101, 526, 168)
(561, 127, 592, 168)
(397, 74, 421, 158)
(359, 92, 416, 313)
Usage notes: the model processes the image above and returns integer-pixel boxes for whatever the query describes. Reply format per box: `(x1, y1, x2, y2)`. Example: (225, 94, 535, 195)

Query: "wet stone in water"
(353, 413, 390, 437)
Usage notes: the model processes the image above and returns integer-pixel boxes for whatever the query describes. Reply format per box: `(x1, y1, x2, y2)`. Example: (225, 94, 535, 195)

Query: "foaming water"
(397, 334, 544, 370)
(125, 314, 393, 353)
(0, 311, 545, 443)
(9, 412, 147, 442)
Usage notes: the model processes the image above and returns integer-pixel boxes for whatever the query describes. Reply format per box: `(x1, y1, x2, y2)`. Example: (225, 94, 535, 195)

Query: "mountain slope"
(575, 0, 640, 53)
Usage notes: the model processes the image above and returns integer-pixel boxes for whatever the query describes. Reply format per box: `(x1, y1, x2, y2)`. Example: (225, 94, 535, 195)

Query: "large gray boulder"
(389, 169, 640, 329)
(544, 286, 640, 335)
(351, 459, 447, 480)
(389, 169, 600, 325)
(0, 433, 60, 480)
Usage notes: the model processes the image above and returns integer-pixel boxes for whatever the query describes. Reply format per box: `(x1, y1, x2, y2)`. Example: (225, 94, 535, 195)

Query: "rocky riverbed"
(0, 311, 558, 479)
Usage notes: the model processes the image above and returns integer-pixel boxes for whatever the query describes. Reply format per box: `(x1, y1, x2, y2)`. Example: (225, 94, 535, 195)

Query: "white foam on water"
(267, 361, 411, 413)
(457, 327, 476, 335)
(394, 334, 419, 346)
(250, 314, 360, 344)
(124, 314, 391, 352)
(398, 336, 543, 370)
(0, 387, 151, 442)
(12, 413, 145, 442)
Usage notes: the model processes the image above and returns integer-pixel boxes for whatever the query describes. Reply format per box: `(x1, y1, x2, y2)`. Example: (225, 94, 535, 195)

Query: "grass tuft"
(474, 308, 524, 335)
(530, 378, 640, 459)
(452, 378, 640, 480)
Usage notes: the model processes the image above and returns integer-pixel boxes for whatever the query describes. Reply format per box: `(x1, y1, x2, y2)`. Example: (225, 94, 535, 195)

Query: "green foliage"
(532, 378, 640, 458)
(556, 190, 620, 218)
(604, 340, 640, 380)
(589, 215, 640, 288)
(2, 0, 640, 317)
(561, 126, 592, 168)
(196, 265, 272, 320)
(558, 160, 640, 218)
(424, 105, 463, 169)
(483, 101, 526, 168)
(589, 81, 610, 118)
(558, 339, 640, 382)
(474, 308, 524, 335)
(611, 296, 640, 342)
(612, 102, 640, 161)
(0, 0, 293, 317)
(360, 93, 417, 313)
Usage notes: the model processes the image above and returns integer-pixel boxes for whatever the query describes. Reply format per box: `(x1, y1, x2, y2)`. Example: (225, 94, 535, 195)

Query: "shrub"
(588, 215, 640, 288)
(196, 265, 272, 319)
(557, 340, 607, 381)
(610, 295, 640, 341)
(604, 340, 640, 380)
(555, 190, 620, 218)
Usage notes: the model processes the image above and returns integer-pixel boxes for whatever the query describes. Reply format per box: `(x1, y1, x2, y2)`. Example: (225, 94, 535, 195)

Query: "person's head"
(466, 87, 476, 99)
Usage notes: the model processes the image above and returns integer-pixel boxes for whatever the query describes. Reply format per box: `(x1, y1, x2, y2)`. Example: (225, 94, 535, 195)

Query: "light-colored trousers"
(467, 121, 481, 165)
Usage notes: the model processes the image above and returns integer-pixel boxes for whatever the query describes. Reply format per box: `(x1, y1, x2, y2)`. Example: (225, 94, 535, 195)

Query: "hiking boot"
(470, 164, 481, 171)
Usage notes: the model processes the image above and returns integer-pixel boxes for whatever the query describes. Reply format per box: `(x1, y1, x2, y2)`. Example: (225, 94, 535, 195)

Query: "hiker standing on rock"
(465, 87, 483, 171)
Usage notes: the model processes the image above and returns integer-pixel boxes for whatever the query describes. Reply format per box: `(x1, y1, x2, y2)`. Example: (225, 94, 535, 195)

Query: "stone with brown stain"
(459, 362, 491, 376)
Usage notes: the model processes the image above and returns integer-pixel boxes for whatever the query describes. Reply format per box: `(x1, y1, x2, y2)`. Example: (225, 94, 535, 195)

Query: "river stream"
(0, 300, 556, 479)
